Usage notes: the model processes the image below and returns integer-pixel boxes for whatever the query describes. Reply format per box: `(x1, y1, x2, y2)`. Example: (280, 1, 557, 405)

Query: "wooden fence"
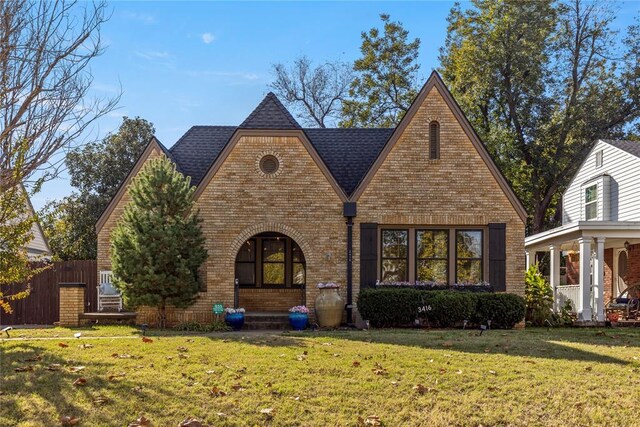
(0, 260, 97, 325)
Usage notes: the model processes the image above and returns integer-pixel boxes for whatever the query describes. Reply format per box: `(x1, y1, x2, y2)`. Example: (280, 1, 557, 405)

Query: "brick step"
(243, 312, 291, 330)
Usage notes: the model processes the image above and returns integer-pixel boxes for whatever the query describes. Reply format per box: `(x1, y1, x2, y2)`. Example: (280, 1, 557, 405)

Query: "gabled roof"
(601, 139, 640, 159)
(239, 92, 301, 129)
(304, 128, 393, 196)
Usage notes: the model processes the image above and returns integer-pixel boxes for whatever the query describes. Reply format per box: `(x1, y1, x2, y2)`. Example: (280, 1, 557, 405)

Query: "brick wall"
(627, 244, 640, 297)
(354, 86, 526, 295)
(239, 288, 305, 312)
(604, 248, 613, 302)
(59, 285, 85, 327)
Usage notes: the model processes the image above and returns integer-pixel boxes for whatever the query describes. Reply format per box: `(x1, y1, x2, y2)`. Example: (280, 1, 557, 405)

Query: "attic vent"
(260, 155, 279, 175)
(429, 121, 440, 159)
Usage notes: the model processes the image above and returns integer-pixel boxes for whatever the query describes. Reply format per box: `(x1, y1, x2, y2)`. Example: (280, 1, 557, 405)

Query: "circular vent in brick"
(259, 155, 280, 175)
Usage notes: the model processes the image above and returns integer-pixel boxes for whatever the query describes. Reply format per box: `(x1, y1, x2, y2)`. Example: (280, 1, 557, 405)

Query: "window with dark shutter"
(488, 223, 507, 292)
(429, 121, 440, 159)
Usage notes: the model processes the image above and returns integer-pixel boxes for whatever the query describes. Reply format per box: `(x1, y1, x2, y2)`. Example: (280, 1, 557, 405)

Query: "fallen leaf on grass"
(216, 413, 227, 418)
(14, 366, 34, 372)
(128, 415, 151, 426)
(413, 384, 433, 394)
(68, 366, 85, 373)
(58, 343, 69, 348)
(372, 368, 388, 376)
(260, 408, 275, 419)
(23, 355, 42, 362)
(178, 353, 189, 359)
(357, 415, 382, 426)
(177, 346, 188, 352)
(108, 372, 126, 381)
(72, 378, 87, 386)
(142, 337, 153, 343)
(585, 366, 593, 371)
(92, 395, 109, 406)
(210, 386, 227, 397)
(352, 361, 361, 367)
(205, 370, 215, 374)
(178, 417, 208, 427)
(231, 384, 245, 391)
(456, 370, 463, 375)
(439, 368, 446, 374)
(322, 342, 333, 346)
(79, 344, 94, 349)
(59, 415, 80, 426)
(488, 370, 497, 376)
(45, 364, 62, 371)
(296, 354, 307, 361)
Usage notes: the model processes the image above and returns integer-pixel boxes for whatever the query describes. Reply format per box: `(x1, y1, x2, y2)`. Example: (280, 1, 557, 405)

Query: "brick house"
(525, 139, 640, 322)
(96, 71, 527, 325)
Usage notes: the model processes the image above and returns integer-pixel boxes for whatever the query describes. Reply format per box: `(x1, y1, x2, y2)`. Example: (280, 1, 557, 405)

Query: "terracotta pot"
(315, 287, 344, 327)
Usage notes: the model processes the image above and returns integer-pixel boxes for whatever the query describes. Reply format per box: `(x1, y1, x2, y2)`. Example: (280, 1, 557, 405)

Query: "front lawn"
(1, 327, 639, 426)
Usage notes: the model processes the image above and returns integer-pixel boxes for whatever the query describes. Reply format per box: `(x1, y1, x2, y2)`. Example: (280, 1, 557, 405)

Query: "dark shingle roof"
(304, 128, 394, 195)
(165, 93, 393, 196)
(239, 92, 301, 129)
(602, 139, 640, 159)
(169, 126, 237, 186)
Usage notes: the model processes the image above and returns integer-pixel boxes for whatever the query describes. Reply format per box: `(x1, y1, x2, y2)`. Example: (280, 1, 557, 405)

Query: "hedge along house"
(95, 71, 527, 326)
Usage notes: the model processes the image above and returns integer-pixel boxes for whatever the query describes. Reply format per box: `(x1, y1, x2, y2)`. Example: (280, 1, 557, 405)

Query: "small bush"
(358, 288, 525, 329)
(172, 320, 230, 332)
(524, 264, 553, 326)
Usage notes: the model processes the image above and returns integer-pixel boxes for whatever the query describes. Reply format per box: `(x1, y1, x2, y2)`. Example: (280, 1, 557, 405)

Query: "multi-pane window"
(456, 230, 483, 283)
(584, 184, 598, 220)
(262, 238, 285, 286)
(381, 230, 408, 282)
(234, 233, 305, 288)
(235, 239, 256, 285)
(416, 230, 448, 283)
(429, 121, 440, 159)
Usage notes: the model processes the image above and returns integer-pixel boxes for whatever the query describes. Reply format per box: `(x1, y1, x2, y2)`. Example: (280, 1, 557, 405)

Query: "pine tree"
(110, 157, 207, 327)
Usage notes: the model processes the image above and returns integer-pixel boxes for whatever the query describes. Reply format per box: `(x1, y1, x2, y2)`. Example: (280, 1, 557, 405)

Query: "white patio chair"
(97, 271, 123, 312)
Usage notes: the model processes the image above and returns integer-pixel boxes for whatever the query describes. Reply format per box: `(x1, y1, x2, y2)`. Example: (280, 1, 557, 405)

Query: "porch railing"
(556, 285, 580, 312)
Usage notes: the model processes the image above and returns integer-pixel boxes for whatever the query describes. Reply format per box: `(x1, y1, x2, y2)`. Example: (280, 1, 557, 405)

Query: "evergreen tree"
(110, 157, 207, 327)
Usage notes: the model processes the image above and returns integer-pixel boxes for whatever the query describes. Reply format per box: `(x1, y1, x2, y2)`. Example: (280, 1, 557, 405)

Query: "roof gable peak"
(240, 92, 301, 130)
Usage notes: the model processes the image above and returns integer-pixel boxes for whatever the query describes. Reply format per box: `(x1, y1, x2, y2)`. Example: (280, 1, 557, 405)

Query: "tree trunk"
(158, 300, 167, 329)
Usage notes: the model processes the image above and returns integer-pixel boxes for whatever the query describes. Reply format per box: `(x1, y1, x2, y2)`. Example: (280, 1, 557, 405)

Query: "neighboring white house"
(23, 191, 51, 258)
(525, 139, 640, 322)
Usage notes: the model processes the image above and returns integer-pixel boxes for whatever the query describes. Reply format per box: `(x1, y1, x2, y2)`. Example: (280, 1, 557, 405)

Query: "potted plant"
(289, 305, 309, 331)
(224, 308, 245, 331)
(315, 282, 344, 328)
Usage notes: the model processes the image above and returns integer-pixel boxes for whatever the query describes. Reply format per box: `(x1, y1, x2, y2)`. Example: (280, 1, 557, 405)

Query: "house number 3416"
(417, 305, 432, 313)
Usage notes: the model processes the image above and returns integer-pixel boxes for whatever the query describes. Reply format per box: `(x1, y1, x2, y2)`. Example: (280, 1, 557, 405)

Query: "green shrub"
(474, 293, 526, 328)
(524, 264, 553, 326)
(357, 288, 525, 329)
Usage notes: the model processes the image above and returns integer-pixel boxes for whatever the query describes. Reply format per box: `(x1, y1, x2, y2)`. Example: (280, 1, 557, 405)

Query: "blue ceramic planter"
(289, 313, 309, 331)
(225, 312, 245, 331)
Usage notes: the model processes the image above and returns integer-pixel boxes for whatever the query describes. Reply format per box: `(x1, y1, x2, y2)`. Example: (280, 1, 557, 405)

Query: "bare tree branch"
(0, 0, 120, 193)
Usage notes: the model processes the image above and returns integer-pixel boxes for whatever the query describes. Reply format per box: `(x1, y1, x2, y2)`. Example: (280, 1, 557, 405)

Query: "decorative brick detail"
(59, 285, 85, 327)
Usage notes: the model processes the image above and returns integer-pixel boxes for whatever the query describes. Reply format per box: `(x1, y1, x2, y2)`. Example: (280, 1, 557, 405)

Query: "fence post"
(59, 282, 86, 327)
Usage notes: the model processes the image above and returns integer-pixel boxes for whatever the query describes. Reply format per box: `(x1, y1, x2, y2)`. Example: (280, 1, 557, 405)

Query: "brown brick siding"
(59, 287, 85, 327)
(354, 86, 525, 295)
(239, 288, 305, 312)
(604, 248, 613, 302)
(627, 244, 640, 297)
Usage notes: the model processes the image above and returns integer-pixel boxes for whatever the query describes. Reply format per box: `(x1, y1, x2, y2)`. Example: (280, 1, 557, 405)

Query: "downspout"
(343, 202, 357, 325)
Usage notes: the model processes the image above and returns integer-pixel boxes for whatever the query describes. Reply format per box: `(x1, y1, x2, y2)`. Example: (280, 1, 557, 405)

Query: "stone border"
(255, 150, 284, 178)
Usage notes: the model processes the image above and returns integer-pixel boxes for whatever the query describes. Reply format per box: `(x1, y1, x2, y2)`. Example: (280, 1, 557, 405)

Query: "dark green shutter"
(360, 223, 378, 288)
(488, 223, 507, 292)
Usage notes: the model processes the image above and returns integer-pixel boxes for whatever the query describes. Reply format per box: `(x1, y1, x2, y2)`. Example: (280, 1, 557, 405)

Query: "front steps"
(243, 312, 291, 330)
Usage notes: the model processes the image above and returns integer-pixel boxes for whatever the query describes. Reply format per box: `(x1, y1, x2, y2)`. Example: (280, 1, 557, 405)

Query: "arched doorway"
(234, 232, 306, 312)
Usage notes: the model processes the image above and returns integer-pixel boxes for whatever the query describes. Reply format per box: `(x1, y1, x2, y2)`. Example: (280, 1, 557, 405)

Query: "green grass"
(2, 327, 639, 426)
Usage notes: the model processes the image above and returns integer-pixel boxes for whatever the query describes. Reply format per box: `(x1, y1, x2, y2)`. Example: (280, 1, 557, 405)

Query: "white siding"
(26, 221, 50, 256)
(563, 140, 640, 224)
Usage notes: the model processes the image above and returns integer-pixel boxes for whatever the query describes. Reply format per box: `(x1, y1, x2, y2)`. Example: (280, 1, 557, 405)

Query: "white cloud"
(134, 50, 171, 61)
(201, 33, 215, 44)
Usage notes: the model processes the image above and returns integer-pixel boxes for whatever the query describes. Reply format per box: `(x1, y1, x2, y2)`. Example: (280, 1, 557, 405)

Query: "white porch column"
(525, 251, 532, 270)
(549, 245, 560, 312)
(593, 237, 606, 322)
(577, 237, 593, 321)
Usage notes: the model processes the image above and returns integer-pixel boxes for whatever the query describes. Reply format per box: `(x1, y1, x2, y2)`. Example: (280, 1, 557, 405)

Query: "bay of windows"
(381, 228, 484, 284)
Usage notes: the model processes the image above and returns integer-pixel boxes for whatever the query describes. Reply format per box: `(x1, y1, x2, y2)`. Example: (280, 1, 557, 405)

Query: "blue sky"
(33, 0, 639, 209)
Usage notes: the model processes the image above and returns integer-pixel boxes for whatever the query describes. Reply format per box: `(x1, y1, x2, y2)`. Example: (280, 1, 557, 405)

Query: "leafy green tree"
(524, 264, 554, 326)
(110, 157, 207, 328)
(340, 14, 421, 128)
(40, 117, 154, 260)
(0, 142, 47, 313)
(440, 0, 640, 233)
